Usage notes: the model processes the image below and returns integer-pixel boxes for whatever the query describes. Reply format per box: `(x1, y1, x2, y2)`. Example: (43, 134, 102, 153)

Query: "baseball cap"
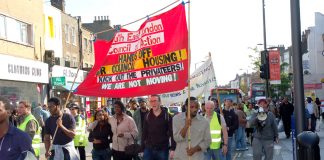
(258, 99, 267, 104)
(69, 103, 79, 109)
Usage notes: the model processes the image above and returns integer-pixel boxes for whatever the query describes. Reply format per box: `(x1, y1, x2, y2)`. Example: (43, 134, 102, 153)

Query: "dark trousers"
(245, 128, 254, 144)
(112, 149, 132, 160)
(49, 148, 70, 160)
(143, 148, 169, 160)
(76, 146, 86, 160)
(311, 114, 317, 132)
(92, 148, 111, 160)
(41, 126, 45, 142)
(282, 117, 291, 137)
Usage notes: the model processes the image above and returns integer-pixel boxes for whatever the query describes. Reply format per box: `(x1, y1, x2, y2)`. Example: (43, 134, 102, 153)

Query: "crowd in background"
(1, 94, 323, 160)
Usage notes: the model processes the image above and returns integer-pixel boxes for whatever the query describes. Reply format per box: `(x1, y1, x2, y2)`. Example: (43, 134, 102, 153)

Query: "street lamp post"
(262, 0, 270, 98)
(290, 0, 305, 136)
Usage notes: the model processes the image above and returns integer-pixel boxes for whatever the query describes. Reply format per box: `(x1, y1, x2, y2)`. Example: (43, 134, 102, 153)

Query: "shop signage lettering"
(7, 64, 42, 77)
(63, 69, 78, 78)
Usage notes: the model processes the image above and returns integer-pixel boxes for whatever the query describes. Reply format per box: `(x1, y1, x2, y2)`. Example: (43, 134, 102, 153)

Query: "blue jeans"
(220, 137, 233, 160)
(235, 126, 247, 150)
(204, 148, 221, 160)
(143, 148, 169, 160)
(92, 148, 111, 160)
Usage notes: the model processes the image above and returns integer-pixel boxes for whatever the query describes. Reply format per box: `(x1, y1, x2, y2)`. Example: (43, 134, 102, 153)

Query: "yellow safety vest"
(17, 114, 41, 157)
(209, 112, 222, 149)
(74, 115, 88, 147)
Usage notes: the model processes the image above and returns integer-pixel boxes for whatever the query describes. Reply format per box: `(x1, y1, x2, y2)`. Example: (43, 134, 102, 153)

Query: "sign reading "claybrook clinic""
(0, 54, 49, 83)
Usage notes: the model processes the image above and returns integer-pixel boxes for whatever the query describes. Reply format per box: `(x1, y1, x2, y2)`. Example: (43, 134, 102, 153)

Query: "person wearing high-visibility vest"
(17, 101, 41, 158)
(204, 100, 229, 160)
(69, 103, 87, 160)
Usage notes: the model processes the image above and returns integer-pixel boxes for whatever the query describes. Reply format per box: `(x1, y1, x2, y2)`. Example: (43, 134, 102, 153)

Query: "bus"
(250, 83, 266, 103)
(210, 88, 242, 105)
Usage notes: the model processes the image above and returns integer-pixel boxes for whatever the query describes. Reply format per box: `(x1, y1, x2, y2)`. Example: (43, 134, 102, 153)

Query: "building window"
(72, 56, 77, 67)
(0, 15, 6, 38)
(20, 23, 28, 44)
(65, 55, 70, 67)
(3, 16, 33, 45)
(88, 40, 92, 53)
(48, 16, 54, 38)
(83, 38, 88, 50)
(70, 27, 76, 45)
(65, 24, 69, 43)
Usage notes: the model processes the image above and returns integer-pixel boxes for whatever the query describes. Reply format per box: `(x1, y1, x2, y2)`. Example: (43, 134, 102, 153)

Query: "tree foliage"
(248, 46, 261, 71)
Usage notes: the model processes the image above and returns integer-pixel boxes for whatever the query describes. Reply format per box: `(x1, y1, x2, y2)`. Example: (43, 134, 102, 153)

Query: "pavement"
(38, 121, 324, 160)
(232, 120, 324, 160)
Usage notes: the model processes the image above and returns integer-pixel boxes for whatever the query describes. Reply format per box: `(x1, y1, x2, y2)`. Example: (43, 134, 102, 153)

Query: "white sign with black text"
(0, 54, 49, 83)
(161, 58, 217, 105)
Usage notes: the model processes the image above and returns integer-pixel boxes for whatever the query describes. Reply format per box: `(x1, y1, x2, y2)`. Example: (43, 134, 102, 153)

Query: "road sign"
(51, 77, 66, 86)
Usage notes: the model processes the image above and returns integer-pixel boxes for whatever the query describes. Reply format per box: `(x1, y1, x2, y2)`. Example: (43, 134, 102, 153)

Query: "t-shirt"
(45, 113, 76, 145)
(306, 103, 314, 114)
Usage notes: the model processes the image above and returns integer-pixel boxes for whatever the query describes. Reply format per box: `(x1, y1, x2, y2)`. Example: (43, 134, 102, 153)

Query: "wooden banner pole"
(187, 0, 192, 159)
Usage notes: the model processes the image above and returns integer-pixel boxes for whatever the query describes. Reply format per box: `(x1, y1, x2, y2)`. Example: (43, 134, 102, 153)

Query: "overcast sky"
(62, 0, 324, 85)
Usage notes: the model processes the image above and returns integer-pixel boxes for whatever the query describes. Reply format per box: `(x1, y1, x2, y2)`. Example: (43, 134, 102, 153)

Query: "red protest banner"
(269, 50, 281, 84)
(75, 4, 188, 97)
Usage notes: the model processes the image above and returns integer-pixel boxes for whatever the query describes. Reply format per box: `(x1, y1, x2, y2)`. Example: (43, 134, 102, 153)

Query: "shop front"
(0, 54, 49, 108)
(51, 65, 87, 107)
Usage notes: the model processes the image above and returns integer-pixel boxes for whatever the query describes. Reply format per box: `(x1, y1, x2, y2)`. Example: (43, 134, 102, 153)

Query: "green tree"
(248, 46, 261, 71)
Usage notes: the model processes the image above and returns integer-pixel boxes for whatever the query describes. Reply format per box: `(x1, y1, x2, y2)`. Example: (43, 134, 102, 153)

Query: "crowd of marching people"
(0, 94, 322, 160)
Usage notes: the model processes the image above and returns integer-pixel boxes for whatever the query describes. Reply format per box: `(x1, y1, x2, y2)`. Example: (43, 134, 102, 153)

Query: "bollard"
(296, 131, 320, 160)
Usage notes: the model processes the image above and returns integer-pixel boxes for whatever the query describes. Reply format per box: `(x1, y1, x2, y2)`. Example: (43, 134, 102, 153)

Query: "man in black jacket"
(279, 97, 294, 138)
(142, 94, 176, 160)
(220, 99, 238, 160)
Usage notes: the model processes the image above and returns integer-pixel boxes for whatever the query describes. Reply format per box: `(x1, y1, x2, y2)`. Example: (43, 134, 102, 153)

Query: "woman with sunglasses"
(88, 110, 113, 160)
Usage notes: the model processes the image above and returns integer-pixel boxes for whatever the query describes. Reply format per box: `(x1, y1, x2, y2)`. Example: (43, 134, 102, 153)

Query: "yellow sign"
(100, 49, 187, 75)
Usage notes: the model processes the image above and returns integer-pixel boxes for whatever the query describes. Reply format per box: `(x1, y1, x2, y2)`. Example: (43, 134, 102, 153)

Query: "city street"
(232, 121, 324, 160)
(38, 120, 324, 160)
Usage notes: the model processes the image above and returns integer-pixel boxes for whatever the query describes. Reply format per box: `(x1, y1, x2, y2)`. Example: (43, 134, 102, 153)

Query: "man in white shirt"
(173, 97, 211, 160)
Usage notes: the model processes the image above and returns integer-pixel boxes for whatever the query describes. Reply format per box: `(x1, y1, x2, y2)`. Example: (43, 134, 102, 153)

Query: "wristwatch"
(223, 144, 228, 146)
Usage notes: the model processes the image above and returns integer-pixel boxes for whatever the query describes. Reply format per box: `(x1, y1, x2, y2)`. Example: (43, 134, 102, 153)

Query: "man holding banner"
(173, 97, 211, 159)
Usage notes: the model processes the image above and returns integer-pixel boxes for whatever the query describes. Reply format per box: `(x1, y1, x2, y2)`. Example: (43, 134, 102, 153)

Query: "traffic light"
(260, 63, 269, 79)
(260, 50, 269, 79)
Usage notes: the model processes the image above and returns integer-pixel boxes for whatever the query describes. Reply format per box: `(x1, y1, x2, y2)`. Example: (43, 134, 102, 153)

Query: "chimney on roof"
(50, 0, 65, 12)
